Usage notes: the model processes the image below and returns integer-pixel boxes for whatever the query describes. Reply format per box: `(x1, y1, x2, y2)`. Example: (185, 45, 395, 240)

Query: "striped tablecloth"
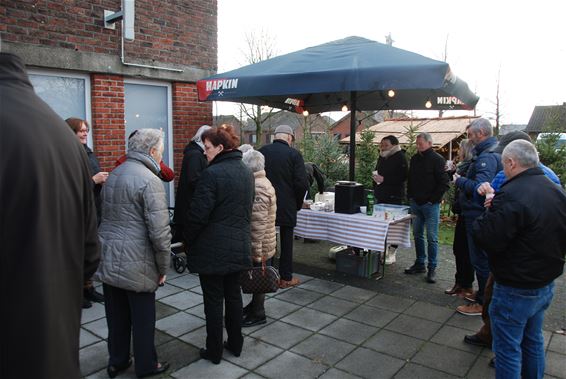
(295, 209, 412, 252)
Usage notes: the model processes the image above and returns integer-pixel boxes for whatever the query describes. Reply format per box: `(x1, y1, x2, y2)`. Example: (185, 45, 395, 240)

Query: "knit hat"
(494, 131, 531, 153)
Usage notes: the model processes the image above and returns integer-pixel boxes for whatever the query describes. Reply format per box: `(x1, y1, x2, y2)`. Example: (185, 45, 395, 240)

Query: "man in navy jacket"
(453, 118, 502, 316)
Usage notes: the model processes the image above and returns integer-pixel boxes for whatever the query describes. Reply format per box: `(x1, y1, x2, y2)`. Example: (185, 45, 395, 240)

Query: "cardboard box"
(336, 249, 381, 278)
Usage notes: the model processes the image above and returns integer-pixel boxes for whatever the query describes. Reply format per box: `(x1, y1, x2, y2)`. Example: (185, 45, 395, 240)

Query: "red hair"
(202, 124, 239, 150)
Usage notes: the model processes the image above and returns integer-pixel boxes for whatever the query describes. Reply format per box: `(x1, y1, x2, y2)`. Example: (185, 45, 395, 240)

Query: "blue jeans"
(489, 282, 554, 379)
(410, 200, 440, 269)
(464, 215, 490, 304)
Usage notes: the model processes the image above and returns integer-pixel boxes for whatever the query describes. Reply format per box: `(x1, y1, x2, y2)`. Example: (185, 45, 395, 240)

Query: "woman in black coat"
(183, 125, 254, 364)
(173, 124, 211, 241)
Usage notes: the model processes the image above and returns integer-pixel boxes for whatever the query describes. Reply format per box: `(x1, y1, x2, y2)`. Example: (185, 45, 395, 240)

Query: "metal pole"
(348, 91, 357, 181)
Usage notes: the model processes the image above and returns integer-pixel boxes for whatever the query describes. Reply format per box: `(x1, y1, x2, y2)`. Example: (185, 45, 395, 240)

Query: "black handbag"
(239, 257, 280, 294)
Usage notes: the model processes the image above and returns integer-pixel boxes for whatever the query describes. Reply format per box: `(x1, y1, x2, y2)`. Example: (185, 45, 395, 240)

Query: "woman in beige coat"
(241, 149, 277, 327)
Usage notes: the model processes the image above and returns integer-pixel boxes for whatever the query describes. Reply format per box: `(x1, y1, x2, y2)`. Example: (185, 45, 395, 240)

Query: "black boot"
(84, 286, 105, 303)
(82, 298, 92, 309)
(404, 263, 426, 274)
(242, 293, 266, 327)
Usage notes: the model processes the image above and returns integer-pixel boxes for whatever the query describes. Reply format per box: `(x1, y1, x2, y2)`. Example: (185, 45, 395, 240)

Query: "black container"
(334, 181, 364, 214)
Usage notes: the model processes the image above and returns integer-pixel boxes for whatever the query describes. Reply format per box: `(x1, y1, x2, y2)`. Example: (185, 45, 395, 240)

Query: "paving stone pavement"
(81, 240, 566, 378)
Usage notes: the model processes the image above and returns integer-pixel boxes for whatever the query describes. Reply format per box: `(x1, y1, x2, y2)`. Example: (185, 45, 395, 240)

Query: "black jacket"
(0, 53, 100, 379)
(407, 148, 449, 205)
(184, 150, 254, 275)
(373, 149, 408, 205)
(174, 141, 207, 229)
(473, 167, 566, 289)
(259, 139, 308, 227)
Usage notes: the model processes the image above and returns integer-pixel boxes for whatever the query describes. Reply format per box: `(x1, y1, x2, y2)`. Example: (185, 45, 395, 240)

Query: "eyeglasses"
(78, 128, 89, 134)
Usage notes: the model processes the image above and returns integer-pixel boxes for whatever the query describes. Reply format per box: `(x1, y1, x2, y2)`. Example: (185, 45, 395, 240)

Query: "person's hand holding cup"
(372, 170, 384, 185)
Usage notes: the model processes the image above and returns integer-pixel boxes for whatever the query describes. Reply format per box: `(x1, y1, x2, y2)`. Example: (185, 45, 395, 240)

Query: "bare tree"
(239, 29, 281, 146)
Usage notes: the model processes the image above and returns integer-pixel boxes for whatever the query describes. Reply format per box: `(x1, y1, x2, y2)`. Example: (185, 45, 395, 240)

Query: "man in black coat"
(259, 125, 308, 288)
(173, 124, 211, 242)
(405, 132, 449, 283)
(472, 140, 566, 377)
(0, 53, 100, 378)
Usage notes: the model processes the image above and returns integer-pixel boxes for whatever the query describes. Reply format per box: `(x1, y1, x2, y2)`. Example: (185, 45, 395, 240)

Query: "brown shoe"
(445, 284, 461, 295)
(462, 291, 476, 302)
(456, 302, 483, 316)
(279, 277, 301, 289)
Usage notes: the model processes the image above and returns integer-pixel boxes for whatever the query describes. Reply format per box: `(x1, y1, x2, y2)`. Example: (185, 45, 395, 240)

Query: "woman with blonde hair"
(241, 148, 277, 327)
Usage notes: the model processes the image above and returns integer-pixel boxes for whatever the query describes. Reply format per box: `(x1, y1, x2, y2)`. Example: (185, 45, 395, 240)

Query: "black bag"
(239, 257, 280, 294)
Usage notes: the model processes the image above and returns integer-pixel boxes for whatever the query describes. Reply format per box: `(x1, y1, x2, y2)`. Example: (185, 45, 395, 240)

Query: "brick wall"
(91, 74, 125, 171)
(172, 83, 212, 179)
(2, 0, 217, 71)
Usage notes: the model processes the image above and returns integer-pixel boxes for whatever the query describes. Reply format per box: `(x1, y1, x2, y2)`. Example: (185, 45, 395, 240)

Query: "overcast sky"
(215, 0, 566, 125)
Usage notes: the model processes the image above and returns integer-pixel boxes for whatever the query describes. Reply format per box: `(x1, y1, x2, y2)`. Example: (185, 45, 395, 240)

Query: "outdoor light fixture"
(302, 110, 309, 116)
(341, 104, 349, 112)
(425, 99, 432, 108)
(387, 90, 395, 98)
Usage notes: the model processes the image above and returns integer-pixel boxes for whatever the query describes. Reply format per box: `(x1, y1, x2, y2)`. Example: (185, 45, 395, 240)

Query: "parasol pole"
(348, 91, 357, 181)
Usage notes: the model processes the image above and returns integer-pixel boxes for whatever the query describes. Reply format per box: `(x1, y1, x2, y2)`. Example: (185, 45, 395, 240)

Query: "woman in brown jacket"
(241, 149, 277, 327)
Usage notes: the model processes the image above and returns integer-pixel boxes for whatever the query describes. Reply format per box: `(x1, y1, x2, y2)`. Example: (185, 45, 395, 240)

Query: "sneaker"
(404, 264, 426, 275)
(278, 277, 301, 289)
(385, 247, 397, 265)
(242, 314, 267, 327)
(84, 287, 105, 303)
(456, 302, 483, 316)
(426, 269, 436, 283)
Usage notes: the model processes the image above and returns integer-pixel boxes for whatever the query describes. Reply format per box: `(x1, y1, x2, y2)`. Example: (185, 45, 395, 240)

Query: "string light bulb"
(425, 100, 432, 109)
(387, 90, 395, 98)
(341, 104, 349, 112)
(302, 110, 309, 116)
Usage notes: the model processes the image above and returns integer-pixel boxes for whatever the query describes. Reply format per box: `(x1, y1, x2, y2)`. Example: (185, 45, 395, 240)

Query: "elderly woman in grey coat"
(95, 129, 171, 378)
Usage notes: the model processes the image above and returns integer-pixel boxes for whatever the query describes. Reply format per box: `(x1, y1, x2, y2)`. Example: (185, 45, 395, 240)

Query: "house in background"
(213, 115, 243, 137)
(2, 0, 217, 203)
(237, 111, 333, 146)
(524, 103, 566, 139)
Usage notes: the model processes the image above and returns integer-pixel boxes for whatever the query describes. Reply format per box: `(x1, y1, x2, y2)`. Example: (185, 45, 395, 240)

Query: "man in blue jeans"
(473, 140, 566, 378)
(454, 118, 502, 316)
(405, 133, 449, 283)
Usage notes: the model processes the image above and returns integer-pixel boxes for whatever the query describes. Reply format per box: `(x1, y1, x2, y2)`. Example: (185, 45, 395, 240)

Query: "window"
(28, 70, 92, 145)
(124, 80, 173, 204)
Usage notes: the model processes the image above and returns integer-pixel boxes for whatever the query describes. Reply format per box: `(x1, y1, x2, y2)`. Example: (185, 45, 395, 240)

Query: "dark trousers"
(199, 272, 243, 361)
(464, 216, 490, 305)
(103, 284, 157, 376)
(477, 273, 494, 344)
(452, 216, 475, 288)
(278, 226, 294, 281)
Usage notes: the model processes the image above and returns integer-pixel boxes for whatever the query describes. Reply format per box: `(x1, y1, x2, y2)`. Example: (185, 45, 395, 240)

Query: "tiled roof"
(340, 116, 478, 148)
(524, 104, 566, 133)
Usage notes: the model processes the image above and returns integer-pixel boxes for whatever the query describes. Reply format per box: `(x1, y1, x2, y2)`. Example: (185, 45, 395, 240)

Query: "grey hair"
(416, 132, 433, 143)
(238, 144, 254, 154)
(458, 139, 474, 161)
(192, 124, 212, 149)
(128, 128, 163, 154)
(467, 118, 493, 137)
(502, 140, 539, 168)
(242, 150, 265, 173)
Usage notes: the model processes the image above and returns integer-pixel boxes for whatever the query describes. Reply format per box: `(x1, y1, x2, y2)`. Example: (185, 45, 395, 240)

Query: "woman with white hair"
(173, 124, 212, 241)
(95, 128, 171, 378)
(241, 149, 277, 327)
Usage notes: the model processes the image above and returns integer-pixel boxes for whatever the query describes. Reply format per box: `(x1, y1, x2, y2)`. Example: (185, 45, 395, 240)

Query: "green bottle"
(366, 193, 374, 216)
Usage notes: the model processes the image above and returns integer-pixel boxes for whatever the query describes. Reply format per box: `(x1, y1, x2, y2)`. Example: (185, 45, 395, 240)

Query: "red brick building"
(2, 0, 217, 203)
